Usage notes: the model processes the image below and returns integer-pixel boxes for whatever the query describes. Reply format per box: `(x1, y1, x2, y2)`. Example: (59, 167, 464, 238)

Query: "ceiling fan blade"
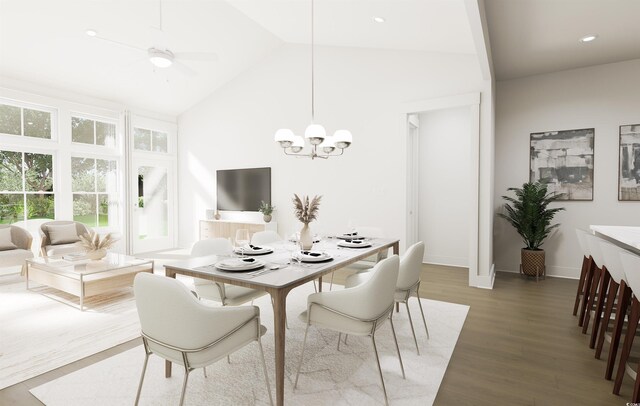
(173, 51, 218, 62)
(93, 35, 147, 53)
(172, 61, 197, 77)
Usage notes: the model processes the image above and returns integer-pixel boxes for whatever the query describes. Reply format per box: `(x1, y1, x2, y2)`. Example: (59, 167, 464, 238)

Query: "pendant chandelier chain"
(311, 0, 315, 123)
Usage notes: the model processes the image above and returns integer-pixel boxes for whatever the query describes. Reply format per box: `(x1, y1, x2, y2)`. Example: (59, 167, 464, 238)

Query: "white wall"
(418, 107, 470, 267)
(178, 44, 491, 257)
(494, 59, 640, 278)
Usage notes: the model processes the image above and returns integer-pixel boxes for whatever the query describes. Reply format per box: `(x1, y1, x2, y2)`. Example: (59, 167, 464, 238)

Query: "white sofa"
(0, 224, 34, 274)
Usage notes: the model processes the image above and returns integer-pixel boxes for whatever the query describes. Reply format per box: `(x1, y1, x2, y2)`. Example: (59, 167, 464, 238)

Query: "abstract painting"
(530, 128, 594, 201)
(619, 124, 640, 201)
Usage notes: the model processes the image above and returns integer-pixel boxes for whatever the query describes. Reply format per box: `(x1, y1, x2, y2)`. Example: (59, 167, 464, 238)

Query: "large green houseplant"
(499, 181, 564, 279)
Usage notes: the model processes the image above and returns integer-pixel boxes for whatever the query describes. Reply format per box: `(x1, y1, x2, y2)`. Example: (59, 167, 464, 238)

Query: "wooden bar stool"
(596, 240, 631, 380)
(576, 229, 596, 328)
(585, 234, 611, 345)
(582, 234, 604, 334)
(613, 252, 640, 401)
(574, 229, 592, 316)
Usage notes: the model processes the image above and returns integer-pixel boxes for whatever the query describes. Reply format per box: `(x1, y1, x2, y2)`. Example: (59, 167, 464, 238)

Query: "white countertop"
(590, 225, 640, 254)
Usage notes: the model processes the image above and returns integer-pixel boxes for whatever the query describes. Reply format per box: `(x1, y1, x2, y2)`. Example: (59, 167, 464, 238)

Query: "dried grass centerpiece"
(293, 194, 322, 249)
(78, 231, 119, 260)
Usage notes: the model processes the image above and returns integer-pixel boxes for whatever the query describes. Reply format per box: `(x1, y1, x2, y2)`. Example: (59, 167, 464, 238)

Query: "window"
(0, 150, 54, 224)
(71, 116, 116, 147)
(134, 127, 168, 153)
(71, 157, 118, 227)
(0, 102, 52, 139)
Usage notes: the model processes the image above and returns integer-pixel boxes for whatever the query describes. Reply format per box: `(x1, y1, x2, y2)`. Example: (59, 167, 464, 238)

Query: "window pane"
(24, 153, 53, 192)
(0, 104, 21, 135)
(152, 131, 168, 153)
(73, 194, 97, 227)
(134, 128, 151, 151)
(96, 121, 116, 147)
(0, 194, 24, 224)
(0, 150, 23, 191)
(96, 159, 116, 193)
(26, 194, 54, 220)
(98, 194, 109, 227)
(23, 108, 51, 139)
(72, 117, 94, 144)
(71, 157, 95, 192)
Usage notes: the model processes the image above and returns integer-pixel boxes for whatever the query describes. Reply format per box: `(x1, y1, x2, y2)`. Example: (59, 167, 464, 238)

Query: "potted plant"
(498, 181, 564, 280)
(292, 194, 321, 249)
(259, 201, 275, 223)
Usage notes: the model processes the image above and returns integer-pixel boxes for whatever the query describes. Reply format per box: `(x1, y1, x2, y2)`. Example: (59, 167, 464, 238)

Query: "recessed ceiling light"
(372, 16, 385, 23)
(85, 29, 97, 37)
(580, 34, 598, 43)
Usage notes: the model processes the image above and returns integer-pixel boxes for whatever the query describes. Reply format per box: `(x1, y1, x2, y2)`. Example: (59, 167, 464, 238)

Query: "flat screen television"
(216, 167, 271, 211)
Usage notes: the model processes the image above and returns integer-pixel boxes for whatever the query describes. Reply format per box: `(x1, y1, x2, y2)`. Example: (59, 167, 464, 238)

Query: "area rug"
(29, 282, 469, 405)
(0, 273, 142, 389)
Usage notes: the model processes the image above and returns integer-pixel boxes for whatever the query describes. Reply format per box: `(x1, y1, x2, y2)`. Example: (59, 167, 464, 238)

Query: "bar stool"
(585, 234, 611, 345)
(596, 240, 631, 380)
(574, 229, 592, 316)
(582, 233, 604, 334)
(576, 229, 596, 328)
(613, 252, 640, 400)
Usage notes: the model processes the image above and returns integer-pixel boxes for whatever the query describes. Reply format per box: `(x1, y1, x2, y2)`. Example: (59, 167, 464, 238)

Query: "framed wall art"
(530, 128, 594, 201)
(619, 124, 640, 201)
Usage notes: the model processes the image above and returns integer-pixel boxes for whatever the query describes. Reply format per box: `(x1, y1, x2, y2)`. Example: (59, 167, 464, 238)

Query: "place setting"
(337, 238, 373, 249)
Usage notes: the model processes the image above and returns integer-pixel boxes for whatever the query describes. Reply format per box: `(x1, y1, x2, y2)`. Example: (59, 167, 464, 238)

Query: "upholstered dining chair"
(39, 220, 90, 257)
(192, 238, 268, 306)
(295, 255, 404, 406)
(133, 273, 273, 406)
(251, 230, 281, 246)
(345, 241, 429, 354)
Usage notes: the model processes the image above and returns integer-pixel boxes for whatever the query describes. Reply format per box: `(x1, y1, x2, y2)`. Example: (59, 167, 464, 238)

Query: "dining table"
(163, 236, 400, 406)
(590, 225, 640, 255)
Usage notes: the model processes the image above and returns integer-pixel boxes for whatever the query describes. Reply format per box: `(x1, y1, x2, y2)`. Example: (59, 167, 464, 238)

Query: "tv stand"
(199, 220, 278, 242)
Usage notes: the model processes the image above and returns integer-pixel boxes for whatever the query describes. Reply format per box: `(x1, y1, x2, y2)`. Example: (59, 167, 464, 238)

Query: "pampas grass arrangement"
(79, 231, 119, 252)
(292, 194, 322, 224)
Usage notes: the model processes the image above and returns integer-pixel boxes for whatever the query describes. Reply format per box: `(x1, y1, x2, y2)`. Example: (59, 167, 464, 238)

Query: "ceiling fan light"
(305, 123, 326, 145)
(274, 128, 295, 148)
(333, 129, 352, 149)
(148, 48, 174, 68)
(291, 135, 305, 153)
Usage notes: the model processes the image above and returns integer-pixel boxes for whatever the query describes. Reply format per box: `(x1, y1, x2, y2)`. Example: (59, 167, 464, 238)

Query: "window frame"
(70, 111, 119, 149)
(70, 154, 119, 229)
(0, 98, 58, 141)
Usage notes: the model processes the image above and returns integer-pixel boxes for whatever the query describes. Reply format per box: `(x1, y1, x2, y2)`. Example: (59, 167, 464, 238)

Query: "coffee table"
(25, 253, 154, 311)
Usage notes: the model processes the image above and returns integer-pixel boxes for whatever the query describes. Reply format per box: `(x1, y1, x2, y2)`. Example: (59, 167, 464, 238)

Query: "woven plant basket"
(521, 248, 545, 277)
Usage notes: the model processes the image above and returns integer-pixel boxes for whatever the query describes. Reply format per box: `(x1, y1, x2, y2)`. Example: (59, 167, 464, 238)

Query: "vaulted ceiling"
(0, 0, 477, 116)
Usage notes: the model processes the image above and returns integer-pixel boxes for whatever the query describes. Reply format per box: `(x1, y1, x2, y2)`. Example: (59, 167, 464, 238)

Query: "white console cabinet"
(199, 220, 278, 242)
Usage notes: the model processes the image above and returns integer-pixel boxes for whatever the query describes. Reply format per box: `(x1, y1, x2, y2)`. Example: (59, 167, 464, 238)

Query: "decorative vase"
(299, 223, 313, 250)
(214, 210, 221, 220)
(520, 248, 545, 280)
(263, 214, 272, 223)
(86, 249, 107, 260)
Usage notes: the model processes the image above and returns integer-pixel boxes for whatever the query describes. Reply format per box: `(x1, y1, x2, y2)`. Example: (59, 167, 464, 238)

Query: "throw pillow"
(0, 227, 17, 251)
(47, 224, 81, 245)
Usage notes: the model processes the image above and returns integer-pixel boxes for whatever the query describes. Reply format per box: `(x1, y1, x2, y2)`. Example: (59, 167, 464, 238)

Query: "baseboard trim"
(496, 266, 580, 280)
(474, 264, 495, 289)
(423, 255, 468, 268)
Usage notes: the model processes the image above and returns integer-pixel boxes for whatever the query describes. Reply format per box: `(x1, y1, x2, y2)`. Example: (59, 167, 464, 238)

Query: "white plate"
(337, 234, 365, 240)
(215, 258, 265, 272)
(294, 250, 333, 263)
(233, 245, 273, 255)
(338, 240, 372, 248)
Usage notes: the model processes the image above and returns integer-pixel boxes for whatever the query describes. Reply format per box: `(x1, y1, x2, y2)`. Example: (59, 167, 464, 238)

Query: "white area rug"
(30, 282, 468, 406)
(0, 273, 142, 390)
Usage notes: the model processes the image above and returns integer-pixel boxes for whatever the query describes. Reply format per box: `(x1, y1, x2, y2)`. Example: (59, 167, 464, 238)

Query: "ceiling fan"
(85, 0, 217, 76)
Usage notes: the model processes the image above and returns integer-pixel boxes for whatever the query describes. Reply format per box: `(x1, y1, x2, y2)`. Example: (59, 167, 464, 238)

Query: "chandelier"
(273, 0, 352, 160)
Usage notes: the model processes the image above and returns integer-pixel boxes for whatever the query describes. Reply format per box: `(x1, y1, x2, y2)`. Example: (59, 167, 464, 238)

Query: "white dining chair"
(295, 255, 404, 406)
(345, 241, 429, 354)
(133, 273, 273, 406)
(192, 238, 268, 306)
(251, 230, 281, 246)
(329, 225, 387, 290)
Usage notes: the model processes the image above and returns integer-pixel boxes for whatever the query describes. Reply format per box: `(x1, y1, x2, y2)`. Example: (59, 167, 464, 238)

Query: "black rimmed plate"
(338, 240, 372, 249)
(233, 245, 274, 256)
(215, 258, 265, 272)
(294, 251, 334, 263)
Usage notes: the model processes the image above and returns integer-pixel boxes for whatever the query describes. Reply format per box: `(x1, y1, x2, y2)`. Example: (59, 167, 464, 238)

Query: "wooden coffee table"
(25, 253, 154, 311)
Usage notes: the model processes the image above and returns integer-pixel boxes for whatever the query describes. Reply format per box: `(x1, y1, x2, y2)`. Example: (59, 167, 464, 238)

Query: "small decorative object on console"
(293, 194, 322, 250)
(259, 201, 276, 223)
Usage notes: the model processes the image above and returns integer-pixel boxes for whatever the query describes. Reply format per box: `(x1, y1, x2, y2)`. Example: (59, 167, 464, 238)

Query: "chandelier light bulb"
(305, 123, 326, 145)
(333, 129, 352, 149)
(274, 128, 295, 148)
(291, 135, 305, 153)
(319, 136, 335, 154)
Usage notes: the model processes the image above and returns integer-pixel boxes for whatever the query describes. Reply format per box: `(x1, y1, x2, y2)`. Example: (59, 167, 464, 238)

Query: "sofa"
(39, 221, 90, 257)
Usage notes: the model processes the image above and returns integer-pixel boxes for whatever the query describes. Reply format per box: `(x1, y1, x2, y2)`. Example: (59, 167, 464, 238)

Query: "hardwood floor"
(1, 265, 635, 405)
